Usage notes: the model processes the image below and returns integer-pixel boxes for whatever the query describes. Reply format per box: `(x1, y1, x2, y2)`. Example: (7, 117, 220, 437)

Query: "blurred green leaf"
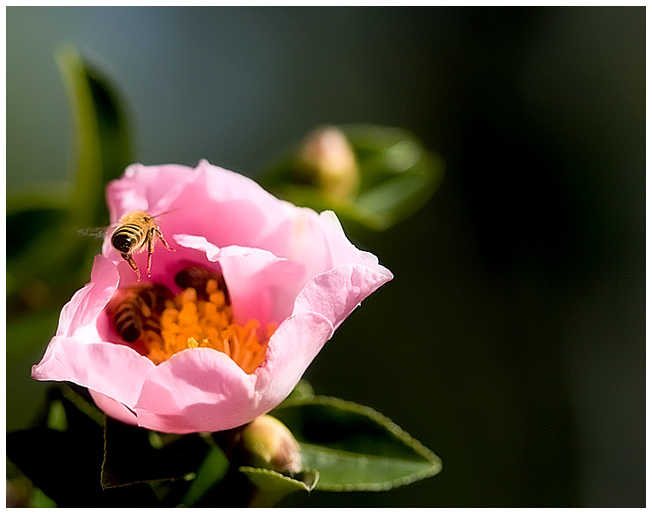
(58, 383, 106, 427)
(7, 45, 132, 271)
(46, 399, 68, 432)
(6, 203, 70, 261)
(7, 45, 134, 318)
(181, 443, 230, 507)
(261, 124, 444, 231)
(6, 308, 59, 360)
(276, 379, 315, 408)
(30, 487, 57, 508)
(239, 467, 319, 507)
(55, 44, 133, 227)
(7, 385, 159, 506)
(5, 220, 93, 310)
(272, 396, 442, 491)
(102, 417, 209, 491)
(8, 427, 159, 507)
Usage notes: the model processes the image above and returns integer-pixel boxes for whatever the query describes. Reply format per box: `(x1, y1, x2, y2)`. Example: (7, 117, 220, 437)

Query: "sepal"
(239, 467, 319, 507)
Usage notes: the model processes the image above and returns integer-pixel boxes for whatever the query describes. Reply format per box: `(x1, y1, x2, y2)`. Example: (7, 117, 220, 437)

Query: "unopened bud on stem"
(297, 125, 360, 202)
(240, 415, 302, 476)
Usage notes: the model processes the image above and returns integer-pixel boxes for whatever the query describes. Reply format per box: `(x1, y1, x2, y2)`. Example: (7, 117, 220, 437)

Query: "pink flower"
(32, 160, 392, 434)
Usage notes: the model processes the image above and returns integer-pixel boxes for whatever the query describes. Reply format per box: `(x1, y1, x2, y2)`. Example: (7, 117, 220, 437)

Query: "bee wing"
(76, 225, 114, 239)
(75, 208, 177, 240)
(151, 208, 179, 221)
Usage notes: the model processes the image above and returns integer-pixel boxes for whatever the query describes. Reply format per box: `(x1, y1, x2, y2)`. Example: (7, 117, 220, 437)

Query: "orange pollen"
(137, 279, 276, 374)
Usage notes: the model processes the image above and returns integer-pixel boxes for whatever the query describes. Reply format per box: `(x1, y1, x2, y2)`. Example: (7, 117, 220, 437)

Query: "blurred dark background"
(6, 7, 644, 507)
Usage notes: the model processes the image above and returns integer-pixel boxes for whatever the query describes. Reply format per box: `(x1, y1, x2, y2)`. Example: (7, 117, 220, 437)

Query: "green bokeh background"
(6, 7, 644, 507)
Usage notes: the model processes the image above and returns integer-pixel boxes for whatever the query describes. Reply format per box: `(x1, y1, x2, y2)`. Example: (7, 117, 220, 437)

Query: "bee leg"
(154, 227, 175, 253)
(122, 253, 141, 282)
(147, 229, 155, 278)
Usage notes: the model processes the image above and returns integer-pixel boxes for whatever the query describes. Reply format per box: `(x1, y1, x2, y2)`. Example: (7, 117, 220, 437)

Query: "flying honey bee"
(111, 210, 175, 281)
(175, 266, 230, 303)
(109, 283, 173, 343)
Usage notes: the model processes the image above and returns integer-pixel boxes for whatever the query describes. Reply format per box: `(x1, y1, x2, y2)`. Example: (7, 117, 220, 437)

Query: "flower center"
(109, 268, 275, 374)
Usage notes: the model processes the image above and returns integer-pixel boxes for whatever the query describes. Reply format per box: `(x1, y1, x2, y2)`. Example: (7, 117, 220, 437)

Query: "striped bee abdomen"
(139, 283, 174, 316)
(113, 301, 144, 342)
(111, 223, 146, 253)
(110, 211, 175, 280)
(175, 266, 230, 303)
(110, 283, 174, 343)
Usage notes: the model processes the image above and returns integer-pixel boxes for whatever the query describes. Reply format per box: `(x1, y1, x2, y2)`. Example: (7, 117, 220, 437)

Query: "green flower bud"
(297, 125, 360, 202)
(239, 415, 302, 476)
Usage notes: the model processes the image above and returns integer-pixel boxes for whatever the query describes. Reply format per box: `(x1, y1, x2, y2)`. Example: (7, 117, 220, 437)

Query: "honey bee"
(109, 283, 173, 343)
(175, 266, 229, 303)
(111, 210, 175, 281)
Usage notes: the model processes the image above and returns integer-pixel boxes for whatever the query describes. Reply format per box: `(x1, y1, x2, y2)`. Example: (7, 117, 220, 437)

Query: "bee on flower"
(32, 160, 392, 434)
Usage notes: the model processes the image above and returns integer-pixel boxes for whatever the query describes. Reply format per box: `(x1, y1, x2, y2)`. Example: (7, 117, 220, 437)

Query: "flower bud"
(239, 415, 302, 476)
(297, 126, 360, 202)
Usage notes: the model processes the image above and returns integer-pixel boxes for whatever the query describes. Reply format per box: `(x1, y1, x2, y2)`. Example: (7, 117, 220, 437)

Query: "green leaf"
(9, 45, 133, 262)
(261, 124, 444, 231)
(7, 45, 133, 303)
(5, 205, 70, 282)
(101, 417, 209, 490)
(239, 467, 319, 507)
(6, 204, 70, 261)
(57, 383, 106, 427)
(8, 427, 160, 507)
(275, 379, 315, 408)
(179, 443, 230, 507)
(272, 396, 442, 491)
(30, 487, 57, 508)
(46, 399, 68, 432)
(6, 308, 60, 360)
(55, 44, 133, 228)
(7, 386, 159, 506)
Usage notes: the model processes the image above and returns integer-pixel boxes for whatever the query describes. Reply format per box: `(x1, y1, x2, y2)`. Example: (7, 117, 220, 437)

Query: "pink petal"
(54, 255, 119, 337)
(174, 234, 306, 326)
(106, 163, 194, 224)
(134, 348, 258, 433)
(33, 160, 394, 434)
(32, 337, 154, 408)
(132, 311, 334, 434)
(32, 255, 155, 408)
(89, 390, 139, 426)
(317, 210, 388, 269)
(293, 262, 394, 330)
(254, 311, 334, 409)
(104, 161, 304, 282)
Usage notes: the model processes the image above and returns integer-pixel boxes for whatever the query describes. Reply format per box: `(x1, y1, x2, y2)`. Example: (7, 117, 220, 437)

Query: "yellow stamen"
(131, 281, 276, 373)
